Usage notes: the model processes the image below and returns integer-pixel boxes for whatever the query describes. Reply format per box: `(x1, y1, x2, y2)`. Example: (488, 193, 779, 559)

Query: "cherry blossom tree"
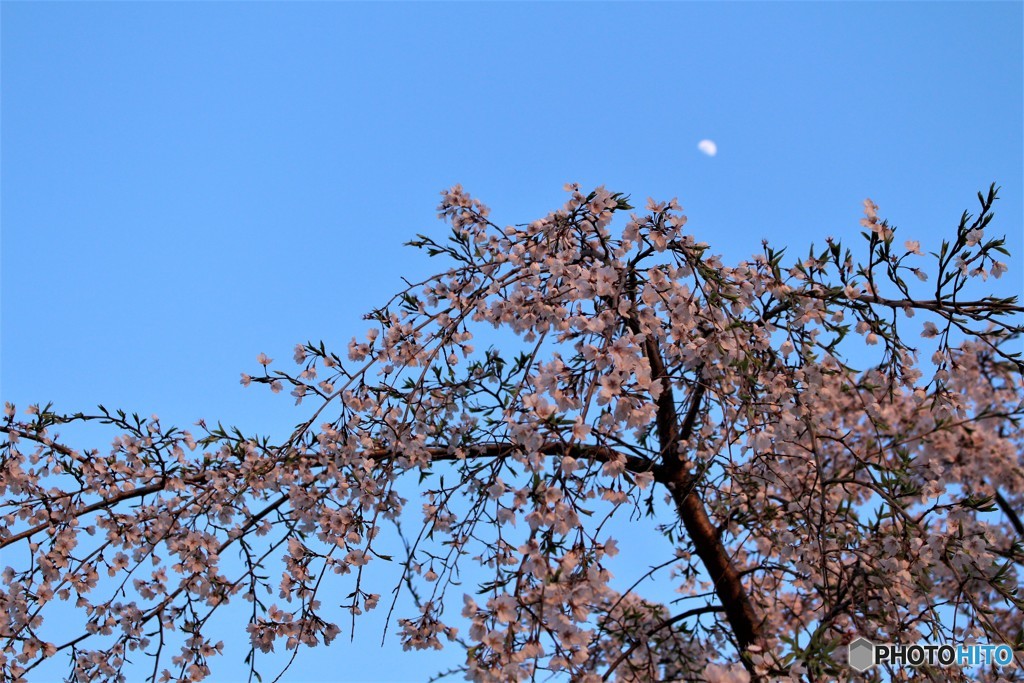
(2, 183, 1022, 682)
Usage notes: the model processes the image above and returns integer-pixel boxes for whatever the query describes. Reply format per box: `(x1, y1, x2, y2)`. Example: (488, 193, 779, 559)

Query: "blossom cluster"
(2, 184, 1021, 682)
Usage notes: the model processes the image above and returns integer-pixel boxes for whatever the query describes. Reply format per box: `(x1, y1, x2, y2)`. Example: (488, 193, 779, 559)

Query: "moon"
(697, 139, 718, 157)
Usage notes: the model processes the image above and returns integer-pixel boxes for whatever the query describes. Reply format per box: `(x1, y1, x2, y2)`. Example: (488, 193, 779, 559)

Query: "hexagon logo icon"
(848, 637, 875, 672)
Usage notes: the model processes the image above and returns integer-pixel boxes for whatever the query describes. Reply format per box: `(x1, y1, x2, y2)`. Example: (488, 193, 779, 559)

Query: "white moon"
(697, 139, 718, 157)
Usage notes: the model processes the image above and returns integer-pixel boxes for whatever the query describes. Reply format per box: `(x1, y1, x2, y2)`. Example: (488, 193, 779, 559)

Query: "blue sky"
(2, 2, 1022, 682)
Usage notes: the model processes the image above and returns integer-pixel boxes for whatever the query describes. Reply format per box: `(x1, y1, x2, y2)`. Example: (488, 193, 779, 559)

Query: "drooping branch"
(0, 422, 654, 552)
(601, 604, 727, 681)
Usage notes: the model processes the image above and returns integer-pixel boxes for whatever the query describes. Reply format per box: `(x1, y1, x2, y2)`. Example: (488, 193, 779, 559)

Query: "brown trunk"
(666, 469, 762, 651)
(644, 337, 764, 665)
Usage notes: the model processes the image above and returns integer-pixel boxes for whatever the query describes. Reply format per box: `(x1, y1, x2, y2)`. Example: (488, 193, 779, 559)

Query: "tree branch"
(601, 604, 726, 680)
(995, 490, 1024, 538)
(641, 336, 765, 664)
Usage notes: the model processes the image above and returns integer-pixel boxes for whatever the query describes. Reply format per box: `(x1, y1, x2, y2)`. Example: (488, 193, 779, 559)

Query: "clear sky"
(2, 2, 1022, 682)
